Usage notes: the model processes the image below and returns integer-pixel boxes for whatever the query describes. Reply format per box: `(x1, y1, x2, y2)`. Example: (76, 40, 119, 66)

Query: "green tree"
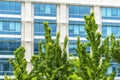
(5, 46, 29, 80)
(5, 22, 74, 80)
(110, 34, 120, 63)
(109, 34, 120, 76)
(75, 13, 116, 80)
(29, 22, 74, 80)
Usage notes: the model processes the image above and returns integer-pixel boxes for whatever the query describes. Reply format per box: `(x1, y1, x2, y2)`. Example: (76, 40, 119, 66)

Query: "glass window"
(69, 6, 74, 15)
(10, 22, 15, 31)
(102, 26, 107, 38)
(0, 21, 21, 35)
(112, 27, 118, 37)
(3, 22, 9, 31)
(102, 7, 120, 19)
(80, 25, 86, 37)
(102, 25, 120, 38)
(40, 4, 45, 12)
(10, 2, 16, 10)
(0, 38, 21, 55)
(15, 22, 21, 32)
(69, 24, 86, 37)
(34, 4, 40, 12)
(0, 2, 21, 15)
(9, 41, 20, 51)
(34, 42, 38, 54)
(34, 39, 45, 54)
(34, 23, 56, 36)
(0, 58, 13, 75)
(107, 8, 111, 17)
(69, 6, 90, 18)
(49, 24, 56, 36)
(74, 25, 79, 34)
(112, 8, 118, 16)
(69, 40, 90, 56)
(107, 27, 112, 35)
(102, 8, 106, 16)
(34, 4, 56, 17)
(74, 6, 80, 15)
(51, 5, 56, 13)
(69, 43, 76, 56)
(0, 22, 2, 31)
(107, 61, 120, 77)
(45, 5, 51, 14)
(118, 9, 120, 16)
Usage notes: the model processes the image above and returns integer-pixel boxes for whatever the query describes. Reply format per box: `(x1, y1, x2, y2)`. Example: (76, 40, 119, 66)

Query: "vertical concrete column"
(57, 4, 68, 53)
(93, 6, 102, 33)
(21, 1, 34, 72)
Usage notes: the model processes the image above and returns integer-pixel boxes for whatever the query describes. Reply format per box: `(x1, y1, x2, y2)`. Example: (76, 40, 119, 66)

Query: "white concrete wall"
(57, 4, 68, 51)
(21, 1, 34, 72)
(4, 0, 120, 7)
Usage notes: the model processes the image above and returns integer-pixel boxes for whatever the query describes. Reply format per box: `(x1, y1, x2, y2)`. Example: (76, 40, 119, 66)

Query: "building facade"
(0, 0, 120, 79)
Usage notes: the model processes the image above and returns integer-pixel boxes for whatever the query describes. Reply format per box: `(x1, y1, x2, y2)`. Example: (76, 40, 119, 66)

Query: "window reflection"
(107, 61, 120, 77)
(0, 58, 13, 75)
(0, 38, 21, 55)
(34, 23, 56, 36)
(69, 24, 86, 37)
(0, 2, 21, 15)
(102, 7, 120, 19)
(69, 6, 90, 18)
(69, 40, 90, 56)
(34, 4, 56, 16)
(102, 25, 120, 38)
(0, 21, 21, 35)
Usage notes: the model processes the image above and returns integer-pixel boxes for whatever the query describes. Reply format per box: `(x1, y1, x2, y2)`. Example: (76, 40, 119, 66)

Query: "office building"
(0, 0, 120, 79)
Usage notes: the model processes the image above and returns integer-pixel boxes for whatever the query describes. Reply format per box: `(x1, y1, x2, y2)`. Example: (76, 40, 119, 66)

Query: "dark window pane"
(0, 58, 13, 75)
(0, 38, 20, 55)
(0, 2, 21, 15)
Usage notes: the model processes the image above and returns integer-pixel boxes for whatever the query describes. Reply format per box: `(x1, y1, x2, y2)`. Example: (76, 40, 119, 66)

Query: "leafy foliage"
(110, 34, 120, 64)
(29, 22, 74, 80)
(5, 46, 29, 80)
(75, 13, 116, 80)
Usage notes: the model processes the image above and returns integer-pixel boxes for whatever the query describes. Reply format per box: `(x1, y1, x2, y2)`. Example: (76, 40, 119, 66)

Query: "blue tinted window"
(69, 24, 86, 37)
(69, 40, 90, 56)
(102, 25, 120, 38)
(69, 42, 77, 56)
(69, 6, 90, 18)
(0, 38, 21, 55)
(107, 61, 120, 77)
(34, 4, 56, 17)
(0, 58, 13, 75)
(102, 8, 120, 20)
(0, 2, 21, 15)
(0, 21, 21, 35)
(34, 39, 45, 54)
(112, 8, 118, 16)
(34, 23, 56, 36)
(0, 17, 21, 21)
